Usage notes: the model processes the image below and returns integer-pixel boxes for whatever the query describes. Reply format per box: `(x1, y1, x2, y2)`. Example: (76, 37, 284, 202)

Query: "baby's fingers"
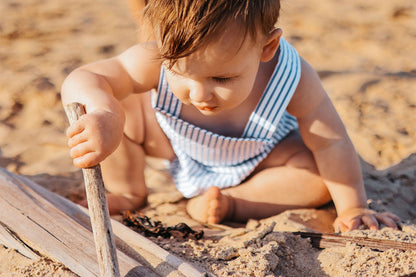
(334, 217, 360, 233)
(333, 220, 348, 233)
(374, 213, 400, 230)
(66, 121, 85, 138)
(69, 140, 90, 158)
(380, 212, 400, 223)
(73, 151, 100, 168)
(349, 217, 362, 231)
(361, 214, 379, 230)
(69, 141, 100, 167)
(68, 131, 88, 148)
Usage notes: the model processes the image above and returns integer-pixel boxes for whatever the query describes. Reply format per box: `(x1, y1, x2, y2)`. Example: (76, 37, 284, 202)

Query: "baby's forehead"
(201, 34, 256, 59)
(157, 16, 263, 67)
(169, 24, 260, 62)
(207, 19, 262, 49)
(167, 35, 259, 75)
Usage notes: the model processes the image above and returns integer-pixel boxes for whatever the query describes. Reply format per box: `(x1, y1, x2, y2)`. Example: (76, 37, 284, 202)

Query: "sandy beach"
(0, 0, 415, 275)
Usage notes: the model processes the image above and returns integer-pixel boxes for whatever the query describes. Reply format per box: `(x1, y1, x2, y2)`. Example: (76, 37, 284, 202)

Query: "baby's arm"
(61, 43, 160, 168)
(287, 58, 400, 232)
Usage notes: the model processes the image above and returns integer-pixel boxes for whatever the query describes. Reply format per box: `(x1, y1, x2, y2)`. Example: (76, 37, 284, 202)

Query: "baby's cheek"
(170, 86, 190, 104)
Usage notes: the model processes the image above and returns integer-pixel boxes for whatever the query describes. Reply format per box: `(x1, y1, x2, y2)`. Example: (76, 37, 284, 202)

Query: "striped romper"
(152, 38, 301, 198)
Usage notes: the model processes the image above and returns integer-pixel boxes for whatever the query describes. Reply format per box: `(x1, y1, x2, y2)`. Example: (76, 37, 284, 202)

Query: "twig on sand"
(293, 231, 416, 252)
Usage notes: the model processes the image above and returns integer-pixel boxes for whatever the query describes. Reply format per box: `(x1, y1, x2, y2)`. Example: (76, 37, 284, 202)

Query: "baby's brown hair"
(144, 0, 280, 65)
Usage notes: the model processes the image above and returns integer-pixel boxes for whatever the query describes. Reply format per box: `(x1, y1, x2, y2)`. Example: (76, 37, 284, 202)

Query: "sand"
(0, 0, 415, 276)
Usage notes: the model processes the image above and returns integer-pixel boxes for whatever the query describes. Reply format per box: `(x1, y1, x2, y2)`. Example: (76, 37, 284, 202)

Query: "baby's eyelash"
(212, 77, 232, 84)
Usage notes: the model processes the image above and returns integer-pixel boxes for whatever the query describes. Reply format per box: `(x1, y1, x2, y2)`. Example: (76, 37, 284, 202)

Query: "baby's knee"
(286, 149, 317, 172)
(307, 181, 332, 208)
(126, 192, 148, 209)
(107, 192, 148, 215)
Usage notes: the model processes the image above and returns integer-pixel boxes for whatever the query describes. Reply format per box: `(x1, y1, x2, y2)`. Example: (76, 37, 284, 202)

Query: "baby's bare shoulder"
(117, 42, 162, 92)
(287, 58, 327, 118)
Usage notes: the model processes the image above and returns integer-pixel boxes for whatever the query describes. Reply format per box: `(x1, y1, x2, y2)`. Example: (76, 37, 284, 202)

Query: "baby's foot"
(186, 186, 234, 224)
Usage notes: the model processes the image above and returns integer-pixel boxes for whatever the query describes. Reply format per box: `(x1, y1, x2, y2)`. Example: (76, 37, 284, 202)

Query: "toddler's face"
(163, 29, 264, 115)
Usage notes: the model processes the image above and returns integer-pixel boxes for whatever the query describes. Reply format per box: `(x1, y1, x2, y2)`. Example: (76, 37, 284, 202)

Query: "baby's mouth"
(194, 104, 216, 112)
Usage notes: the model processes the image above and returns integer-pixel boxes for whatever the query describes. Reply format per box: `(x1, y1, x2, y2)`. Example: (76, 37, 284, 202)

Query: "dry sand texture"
(0, 0, 415, 276)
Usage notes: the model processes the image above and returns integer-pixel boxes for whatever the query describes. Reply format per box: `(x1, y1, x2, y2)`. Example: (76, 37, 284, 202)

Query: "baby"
(62, 0, 399, 232)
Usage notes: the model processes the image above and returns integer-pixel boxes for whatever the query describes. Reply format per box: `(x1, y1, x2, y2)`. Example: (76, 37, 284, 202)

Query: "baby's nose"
(189, 83, 213, 102)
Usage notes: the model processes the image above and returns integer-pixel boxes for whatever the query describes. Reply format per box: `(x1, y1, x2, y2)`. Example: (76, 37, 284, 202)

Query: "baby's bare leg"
(187, 131, 331, 223)
(100, 92, 175, 214)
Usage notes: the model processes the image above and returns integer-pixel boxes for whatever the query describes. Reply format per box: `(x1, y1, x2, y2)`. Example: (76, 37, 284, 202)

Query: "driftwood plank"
(0, 221, 40, 260)
(293, 231, 416, 251)
(16, 174, 209, 277)
(0, 168, 209, 277)
(0, 168, 157, 277)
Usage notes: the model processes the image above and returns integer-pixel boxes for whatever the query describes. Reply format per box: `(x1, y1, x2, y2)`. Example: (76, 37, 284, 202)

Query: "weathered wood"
(0, 221, 40, 260)
(65, 102, 120, 277)
(293, 231, 416, 251)
(0, 168, 209, 276)
(0, 167, 156, 277)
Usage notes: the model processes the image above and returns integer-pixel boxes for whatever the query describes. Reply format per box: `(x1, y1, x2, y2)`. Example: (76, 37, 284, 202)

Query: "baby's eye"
(212, 77, 232, 84)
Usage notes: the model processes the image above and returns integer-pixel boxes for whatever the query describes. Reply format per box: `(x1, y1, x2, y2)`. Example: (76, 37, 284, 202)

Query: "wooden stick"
(293, 231, 416, 252)
(65, 102, 120, 277)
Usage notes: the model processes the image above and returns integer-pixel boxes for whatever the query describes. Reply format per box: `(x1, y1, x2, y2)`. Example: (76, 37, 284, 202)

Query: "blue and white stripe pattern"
(152, 38, 301, 198)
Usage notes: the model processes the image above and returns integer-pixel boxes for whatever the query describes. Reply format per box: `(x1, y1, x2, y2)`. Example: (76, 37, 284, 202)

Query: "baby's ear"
(260, 28, 282, 62)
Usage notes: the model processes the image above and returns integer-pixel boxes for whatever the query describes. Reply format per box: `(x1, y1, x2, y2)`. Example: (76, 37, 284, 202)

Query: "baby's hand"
(333, 207, 400, 233)
(66, 109, 124, 168)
